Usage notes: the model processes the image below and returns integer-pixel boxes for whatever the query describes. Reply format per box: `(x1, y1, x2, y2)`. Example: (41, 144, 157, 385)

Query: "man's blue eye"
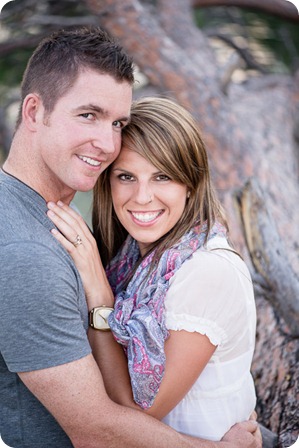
(81, 113, 94, 119)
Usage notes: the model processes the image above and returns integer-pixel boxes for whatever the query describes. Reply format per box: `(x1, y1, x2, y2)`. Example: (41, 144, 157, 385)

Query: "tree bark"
(252, 294, 299, 448)
(235, 178, 299, 336)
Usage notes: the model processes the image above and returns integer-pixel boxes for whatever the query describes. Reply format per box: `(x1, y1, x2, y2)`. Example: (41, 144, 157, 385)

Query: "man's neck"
(2, 160, 75, 205)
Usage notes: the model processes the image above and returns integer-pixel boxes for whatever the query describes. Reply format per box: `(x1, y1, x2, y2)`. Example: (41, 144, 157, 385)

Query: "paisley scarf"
(106, 221, 226, 409)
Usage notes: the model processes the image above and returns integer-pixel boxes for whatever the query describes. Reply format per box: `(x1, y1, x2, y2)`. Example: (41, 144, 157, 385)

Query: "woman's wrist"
(86, 289, 115, 310)
(88, 301, 114, 311)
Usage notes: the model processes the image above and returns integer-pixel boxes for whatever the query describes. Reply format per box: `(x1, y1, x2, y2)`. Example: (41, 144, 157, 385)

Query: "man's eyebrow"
(72, 104, 130, 122)
(72, 104, 105, 114)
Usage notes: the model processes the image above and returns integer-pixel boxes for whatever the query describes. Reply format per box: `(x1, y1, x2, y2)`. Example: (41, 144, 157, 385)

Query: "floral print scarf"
(107, 221, 226, 409)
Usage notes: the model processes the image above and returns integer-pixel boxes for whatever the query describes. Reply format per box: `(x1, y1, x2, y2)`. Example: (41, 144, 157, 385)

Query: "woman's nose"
(134, 183, 153, 205)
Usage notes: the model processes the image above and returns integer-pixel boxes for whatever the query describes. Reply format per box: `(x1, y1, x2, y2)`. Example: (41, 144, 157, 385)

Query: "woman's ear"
(22, 93, 43, 131)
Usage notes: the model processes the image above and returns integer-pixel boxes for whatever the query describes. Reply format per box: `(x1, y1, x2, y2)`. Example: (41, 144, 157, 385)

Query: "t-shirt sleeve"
(164, 249, 253, 347)
(0, 241, 91, 372)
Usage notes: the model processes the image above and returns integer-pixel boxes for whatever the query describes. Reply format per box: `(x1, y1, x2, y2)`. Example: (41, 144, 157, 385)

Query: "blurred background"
(0, 1, 298, 446)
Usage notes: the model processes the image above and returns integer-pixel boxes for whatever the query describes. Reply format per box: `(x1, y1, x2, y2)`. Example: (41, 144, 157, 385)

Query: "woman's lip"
(129, 210, 164, 225)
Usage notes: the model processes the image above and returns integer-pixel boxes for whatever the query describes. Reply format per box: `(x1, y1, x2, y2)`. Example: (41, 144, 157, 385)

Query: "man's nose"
(91, 125, 119, 155)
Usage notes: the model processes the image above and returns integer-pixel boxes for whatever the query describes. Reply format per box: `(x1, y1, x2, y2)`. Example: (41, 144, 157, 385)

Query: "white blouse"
(162, 236, 257, 441)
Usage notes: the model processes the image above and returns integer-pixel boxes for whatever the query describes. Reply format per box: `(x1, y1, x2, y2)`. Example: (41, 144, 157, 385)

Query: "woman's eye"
(156, 174, 170, 181)
(119, 174, 134, 181)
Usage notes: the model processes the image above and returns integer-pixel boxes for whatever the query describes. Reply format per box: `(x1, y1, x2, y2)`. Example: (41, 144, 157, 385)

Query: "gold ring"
(72, 235, 82, 247)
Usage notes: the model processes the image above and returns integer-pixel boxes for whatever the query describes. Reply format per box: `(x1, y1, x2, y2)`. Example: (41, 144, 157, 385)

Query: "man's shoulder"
(1, 240, 75, 281)
(0, 183, 52, 246)
(0, 180, 34, 227)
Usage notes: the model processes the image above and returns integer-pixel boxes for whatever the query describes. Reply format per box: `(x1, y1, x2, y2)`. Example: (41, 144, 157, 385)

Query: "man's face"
(34, 70, 132, 202)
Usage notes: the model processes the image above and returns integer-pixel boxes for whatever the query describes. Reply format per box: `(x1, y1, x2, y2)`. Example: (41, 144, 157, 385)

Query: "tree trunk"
(253, 294, 299, 448)
(235, 178, 299, 336)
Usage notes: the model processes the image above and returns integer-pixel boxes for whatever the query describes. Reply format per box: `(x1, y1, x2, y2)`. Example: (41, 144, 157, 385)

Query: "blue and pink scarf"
(106, 221, 226, 409)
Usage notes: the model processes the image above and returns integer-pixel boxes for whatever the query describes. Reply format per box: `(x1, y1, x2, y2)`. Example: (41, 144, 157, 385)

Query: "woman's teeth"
(131, 211, 161, 223)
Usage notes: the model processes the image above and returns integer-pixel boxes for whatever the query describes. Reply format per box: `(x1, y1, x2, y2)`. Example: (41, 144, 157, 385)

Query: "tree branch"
(85, 0, 225, 129)
(205, 29, 269, 74)
(0, 35, 46, 57)
(192, 0, 299, 22)
(26, 14, 98, 27)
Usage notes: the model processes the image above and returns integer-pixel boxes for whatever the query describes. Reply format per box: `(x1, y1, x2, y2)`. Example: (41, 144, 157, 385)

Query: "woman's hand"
(47, 201, 114, 309)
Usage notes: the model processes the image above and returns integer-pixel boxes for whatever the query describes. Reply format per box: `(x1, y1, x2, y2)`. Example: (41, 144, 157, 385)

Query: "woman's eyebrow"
(111, 167, 131, 173)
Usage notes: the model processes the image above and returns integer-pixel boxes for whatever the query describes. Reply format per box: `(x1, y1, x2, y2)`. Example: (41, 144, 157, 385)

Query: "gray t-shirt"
(0, 170, 92, 447)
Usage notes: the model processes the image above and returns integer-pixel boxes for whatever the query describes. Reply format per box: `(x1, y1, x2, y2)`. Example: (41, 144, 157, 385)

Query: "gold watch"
(89, 306, 114, 331)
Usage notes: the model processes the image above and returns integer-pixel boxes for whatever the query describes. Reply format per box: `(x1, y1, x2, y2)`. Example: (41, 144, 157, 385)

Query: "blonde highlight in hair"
(93, 96, 227, 267)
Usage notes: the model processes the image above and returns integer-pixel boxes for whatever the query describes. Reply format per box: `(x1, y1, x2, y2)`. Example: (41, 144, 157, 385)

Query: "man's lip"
(77, 155, 103, 167)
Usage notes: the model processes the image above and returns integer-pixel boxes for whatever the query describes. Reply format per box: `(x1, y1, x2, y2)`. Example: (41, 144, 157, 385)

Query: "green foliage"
(194, 6, 299, 73)
(253, 11, 299, 70)
(0, 0, 91, 89)
(0, 48, 32, 86)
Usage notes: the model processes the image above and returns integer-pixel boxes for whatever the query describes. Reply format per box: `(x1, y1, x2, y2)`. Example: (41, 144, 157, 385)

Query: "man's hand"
(221, 419, 262, 448)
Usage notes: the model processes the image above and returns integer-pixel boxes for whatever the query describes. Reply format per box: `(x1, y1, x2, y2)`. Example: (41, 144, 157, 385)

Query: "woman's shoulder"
(172, 237, 248, 281)
(165, 236, 256, 344)
(168, 235, 254, 309)
(187, 236, 251, 282)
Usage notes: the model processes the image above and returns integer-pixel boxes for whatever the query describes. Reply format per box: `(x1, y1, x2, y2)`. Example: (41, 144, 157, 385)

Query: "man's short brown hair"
(16, 26, 134, 128)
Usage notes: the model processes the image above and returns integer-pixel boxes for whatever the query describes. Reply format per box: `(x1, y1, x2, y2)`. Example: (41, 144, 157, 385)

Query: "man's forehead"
(58, 71, 132, 114)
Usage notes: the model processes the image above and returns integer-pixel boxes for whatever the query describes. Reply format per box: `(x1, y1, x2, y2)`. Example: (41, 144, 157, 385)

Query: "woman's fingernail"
(57, 201, 64, 207)
(47, 210, 55, 218)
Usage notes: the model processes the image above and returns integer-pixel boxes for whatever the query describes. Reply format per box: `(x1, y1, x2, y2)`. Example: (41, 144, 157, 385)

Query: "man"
(0, 27, 261, 448)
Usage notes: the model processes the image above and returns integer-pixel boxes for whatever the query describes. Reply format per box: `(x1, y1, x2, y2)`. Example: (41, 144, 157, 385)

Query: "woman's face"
(110, 148, 188, 256)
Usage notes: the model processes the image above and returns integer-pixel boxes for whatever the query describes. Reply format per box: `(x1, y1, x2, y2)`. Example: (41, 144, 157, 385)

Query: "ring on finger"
(72, 234, 83, 248)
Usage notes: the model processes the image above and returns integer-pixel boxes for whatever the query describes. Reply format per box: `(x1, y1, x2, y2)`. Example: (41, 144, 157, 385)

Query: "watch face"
(94, 307, 112, 330)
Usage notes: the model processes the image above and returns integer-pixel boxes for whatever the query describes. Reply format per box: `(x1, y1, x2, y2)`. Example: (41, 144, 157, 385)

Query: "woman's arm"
(47, 201, 136, 406)
(47, 201, 217, 418)
(146, 329, 216, 419)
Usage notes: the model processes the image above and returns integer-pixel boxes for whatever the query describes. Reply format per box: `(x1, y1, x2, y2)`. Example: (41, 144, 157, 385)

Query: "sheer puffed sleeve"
(164, 238, 256, 357)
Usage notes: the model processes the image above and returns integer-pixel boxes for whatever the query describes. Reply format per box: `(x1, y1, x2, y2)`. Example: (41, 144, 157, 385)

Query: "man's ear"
(22, 93, 44, 131)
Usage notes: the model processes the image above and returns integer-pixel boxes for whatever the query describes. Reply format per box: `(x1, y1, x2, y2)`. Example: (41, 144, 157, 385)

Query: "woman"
(47, 96, 257, 441)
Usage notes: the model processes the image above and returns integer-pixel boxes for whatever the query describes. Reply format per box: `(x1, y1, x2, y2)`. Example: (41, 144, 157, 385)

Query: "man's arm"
(19, 353, 261, 448)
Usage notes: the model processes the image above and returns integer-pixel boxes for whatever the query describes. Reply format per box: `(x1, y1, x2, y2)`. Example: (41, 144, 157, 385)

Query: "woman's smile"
(110, 148, 188, 256)
(129, 210, 164, 225)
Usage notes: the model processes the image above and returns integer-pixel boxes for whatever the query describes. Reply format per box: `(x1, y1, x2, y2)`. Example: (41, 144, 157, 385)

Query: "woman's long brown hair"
(93, 96, 227, 268)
